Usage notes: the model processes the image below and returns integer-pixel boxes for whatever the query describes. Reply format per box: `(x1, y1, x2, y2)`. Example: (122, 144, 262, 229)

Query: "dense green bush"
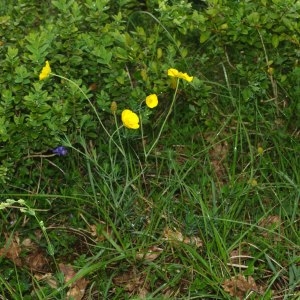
(0, 0, 298, 189)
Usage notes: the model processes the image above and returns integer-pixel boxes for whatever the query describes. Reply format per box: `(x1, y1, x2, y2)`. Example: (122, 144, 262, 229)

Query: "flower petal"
(167, 68, 193, 82)
(53, 146, 68, 156)
(167, 68, 179, 77)
(39, 61, 51, 80)
(121, 109, 140, 129)
(146, 94, 158, 108)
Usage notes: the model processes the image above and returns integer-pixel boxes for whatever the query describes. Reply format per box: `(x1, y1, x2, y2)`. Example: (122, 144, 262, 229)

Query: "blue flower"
(52, 146, 68, 156)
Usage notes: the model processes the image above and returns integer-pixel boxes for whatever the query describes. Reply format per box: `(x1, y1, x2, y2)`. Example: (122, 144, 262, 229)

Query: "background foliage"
(0, 0, 299, 299)
(0, 0, 299, 188)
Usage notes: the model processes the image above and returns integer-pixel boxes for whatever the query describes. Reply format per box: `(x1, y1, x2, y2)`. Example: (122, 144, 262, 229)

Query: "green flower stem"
(51, 73, 124, 155)
(112, 115, 130, 205)
(51, 73, 111, 139)
(144, 78, 180, 159)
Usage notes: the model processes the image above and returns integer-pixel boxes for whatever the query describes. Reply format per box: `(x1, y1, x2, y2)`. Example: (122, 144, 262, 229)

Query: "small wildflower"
(257, 146, 264, 155)
(249, 179, 258, 187)
(110, 101, 117, 114)
(39, 61, 51, 80)
(146, 94, 158, 108)
(167, 68, 193, 82)
(121, 109, 139, 129)
(267, 67, 274, 75)
(53, 146, 68, 156)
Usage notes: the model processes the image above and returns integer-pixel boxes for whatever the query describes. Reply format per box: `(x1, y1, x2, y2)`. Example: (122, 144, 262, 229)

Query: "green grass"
(1, 86, 298, 298)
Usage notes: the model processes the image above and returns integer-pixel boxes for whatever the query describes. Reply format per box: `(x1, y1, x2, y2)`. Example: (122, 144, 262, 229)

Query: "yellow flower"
(257, 146, 264, 155)
(267, 67, 274, 75)
(167, 68, 193, 82)
(121, 109, 139, 129)
(39, 61, 51, 80)
(249, 179, 258, 187)
(146, 94, 158, 108)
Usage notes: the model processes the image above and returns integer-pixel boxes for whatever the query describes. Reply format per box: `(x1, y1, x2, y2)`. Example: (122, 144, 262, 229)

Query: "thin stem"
(145, 78, 180, 159)
(51, 73, 112, 139)
(51, 73, 124, 154)
(257, 30, 278, 113)
(112, 115, 130, 206)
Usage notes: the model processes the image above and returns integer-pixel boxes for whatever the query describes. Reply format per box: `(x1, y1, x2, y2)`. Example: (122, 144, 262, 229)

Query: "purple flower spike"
(53, 146, 68, 156)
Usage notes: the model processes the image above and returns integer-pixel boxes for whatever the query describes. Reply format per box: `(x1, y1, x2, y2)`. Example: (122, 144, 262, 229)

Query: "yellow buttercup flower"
(146, 94, 158, 108)
(167, 68, 193, 82)
(39, 61, 51, 80)
(121, 109, 140, 129)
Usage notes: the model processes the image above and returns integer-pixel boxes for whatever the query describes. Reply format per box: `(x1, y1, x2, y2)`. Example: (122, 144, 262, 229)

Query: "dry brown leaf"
(137, 286, 148, 299)
(89, 224, 98, 237)
(34, 273, 58, 289)
(89, 223, 112, 242)
(25, 250, 49, 272)
(34, 229, 43, 241)
(207, 139, 229, 185)
(67, 278, 89, 300)
(136, 246, 163, 262)
(0, 233, 22, 266)
(163, 227, 203, 249)
(22, 238, 35, 249)
(113, 268, 148, 294)
(59, 263, 77, 283)
(163, 227, 184, 243)
(0, 233, 50, 271)
(59, 263, 89, 300)
(183, 236, 203, 248)
(258, 215, 283, 242)
(228, 249, 253, 268)
(222, 274, 259, 299)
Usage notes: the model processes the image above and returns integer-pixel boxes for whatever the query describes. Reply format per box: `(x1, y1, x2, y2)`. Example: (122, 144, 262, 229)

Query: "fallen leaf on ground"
(183, 236, 203, 248)
(113, 267, 149, 297)
(67, 277, 89, 300)
(163, 227, 184, 243)
(258, 215, 283, 242)
(25, 250, 49, 272)
(163, 227, 203, 249)
(89, 223, 112, 242)
(59, 263, 89, 300)
(208, 139, 229, 185)
(228, 248, 252, 268)
(0, 233, 22, 266)
(136, 246, 163, 261)
(222, 274, 261, 299)
(59, 263, 77, 282)
(35, 273, 58, 289)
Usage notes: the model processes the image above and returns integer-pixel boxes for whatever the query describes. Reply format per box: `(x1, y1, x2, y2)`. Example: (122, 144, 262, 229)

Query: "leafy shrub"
(0, 0, 175, 187)
(190, 0, 299, 122)
(0, 0, 298, 189)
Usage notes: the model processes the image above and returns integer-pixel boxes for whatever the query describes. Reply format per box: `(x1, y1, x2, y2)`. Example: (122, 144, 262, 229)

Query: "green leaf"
(247, 12, 260, 25)
(15, 65, 30, 83)
(261, 0, 267, 6)
(272, 35, 279, 48)
(5, 46, 19, 64)
(92, 45, 112, 65)
(200, 31, 211, 43)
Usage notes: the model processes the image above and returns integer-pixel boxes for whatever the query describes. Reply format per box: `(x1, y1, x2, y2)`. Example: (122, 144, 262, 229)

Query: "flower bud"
(110, 101, 117, 114)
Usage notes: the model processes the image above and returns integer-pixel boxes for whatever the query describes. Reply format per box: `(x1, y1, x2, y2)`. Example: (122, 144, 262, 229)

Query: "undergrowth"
(0, 0, 299, 299)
